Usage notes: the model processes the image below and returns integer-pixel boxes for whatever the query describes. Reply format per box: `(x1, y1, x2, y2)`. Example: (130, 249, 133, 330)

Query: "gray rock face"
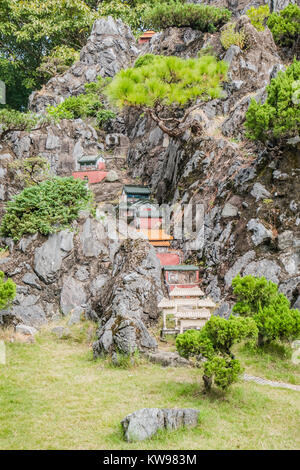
(60, 276, 87, 315)
(29, 17, 138, 113)
(244, 259, 281, 283)
(146, 350, 191, 367)
(22, 272, 41, 290)
(8, 304, 47, 327)
(34, 230, 74, 283)
(93, 239, 163, 356)
(250, 183, 271, 201)
(225, 251, 256, 287)
(222, 202, 239, 218)
(68, 306, 84, 325)
(122, 408, 200, 442)
(105, 170, 119, 182)
(247, 219, 273, 246)
(80, 217, 108, 258)
(16, 324, 38, 336)
(278, 231, 295, 251)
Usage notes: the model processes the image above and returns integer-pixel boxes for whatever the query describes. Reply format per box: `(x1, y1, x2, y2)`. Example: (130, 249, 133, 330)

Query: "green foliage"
(0, 0, 98, 108)
(267, 4, 300, 48)
(142, 1, 231, 32)
(232, 274, 300, 346)
(204, 356, 243, 391)
(0, 177, 94, 240)
(246, 5, 270, 31)
(98, 0, 153, 36)
(108, 349, 141, 369)
(47, 77, 116, 127)
(37, 46, 80, 81)
(0, 271, 16, 311)
(0, 109, 45, 138)
(220, 23, 246, 50)
(245, 60, 300, 141)
(9, 156, 50, 187)
(134, 54, 156, 68)
(232, 274, 280, 316)
(176, 315, 258, 391)
(105, 54, 228, 109)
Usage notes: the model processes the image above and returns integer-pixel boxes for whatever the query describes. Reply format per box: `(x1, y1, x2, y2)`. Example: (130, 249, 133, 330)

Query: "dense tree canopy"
(0, 0, 98, 108)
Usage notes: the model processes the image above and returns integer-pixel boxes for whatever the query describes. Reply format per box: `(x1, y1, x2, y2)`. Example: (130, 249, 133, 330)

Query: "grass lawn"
(0, 323, 299, 450)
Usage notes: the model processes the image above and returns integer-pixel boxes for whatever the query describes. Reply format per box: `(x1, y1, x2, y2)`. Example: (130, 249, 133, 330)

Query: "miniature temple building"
(175, 309, 212, 334)
(78, 154, 104, 170)
(138, 30, 156, 44)
(159, 286, 215, 335)
(163, 265, 200, 290)
(134, 203, 162, 229)
(121, 185, 151, 204)
(72, 154, 107, 184)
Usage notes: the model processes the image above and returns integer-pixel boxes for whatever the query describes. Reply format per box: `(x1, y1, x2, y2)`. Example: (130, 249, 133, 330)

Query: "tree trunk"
(258, 333, 265, 347)
(203, 374, 212, 392)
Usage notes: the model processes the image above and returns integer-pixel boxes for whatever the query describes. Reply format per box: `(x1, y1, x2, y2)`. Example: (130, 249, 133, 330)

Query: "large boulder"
(34, 230, 74, 284)
(93, 239, 163, 356)
(122, 408, 200, 442)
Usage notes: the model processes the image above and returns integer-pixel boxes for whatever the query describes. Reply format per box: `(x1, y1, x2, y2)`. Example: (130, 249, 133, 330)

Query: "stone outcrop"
(29, 17, 139, 113)
(93, 239, 163, 356)
(0, 213, 163, 352)
(122, 408, 200, 442)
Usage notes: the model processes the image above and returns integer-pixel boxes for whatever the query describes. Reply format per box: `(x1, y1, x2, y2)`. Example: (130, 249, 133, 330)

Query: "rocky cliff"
(0, 7, 299, 354)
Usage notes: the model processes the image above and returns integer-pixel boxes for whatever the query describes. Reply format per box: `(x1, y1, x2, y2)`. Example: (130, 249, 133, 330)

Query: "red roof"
(156, 252, 180, 266)
(72, 171, 108, 184)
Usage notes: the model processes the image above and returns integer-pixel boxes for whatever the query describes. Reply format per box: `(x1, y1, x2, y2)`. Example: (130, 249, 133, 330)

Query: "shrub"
(0, 109, 45, 139)
(0, 177, 94, 240)
(9, 156, 50, 187)
(245, 59, 300, 141)
(232, 274, 300, 346)
(246, 5, 270, 31)
(267, 4, 300, 48)
(0, 271, 16, 311)
(176, 315, 258, 391)
(105, 54, 228, 137)
(220, 23, 246, 50)
(134, 54, 156, 68)
(142, 1, 231, 32)
(47, 76, 116, 127)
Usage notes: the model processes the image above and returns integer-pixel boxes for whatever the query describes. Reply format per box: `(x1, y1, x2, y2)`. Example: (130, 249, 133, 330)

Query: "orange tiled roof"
(139, 228, 173, 241)
(150, 241, 171, 247)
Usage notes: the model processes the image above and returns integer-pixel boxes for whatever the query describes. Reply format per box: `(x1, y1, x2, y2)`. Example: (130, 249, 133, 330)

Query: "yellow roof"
(170, 287, 205, 297)
(158, 298, 176, 308)
(139, 228, 173, 241)
(150, 241, 171, 247)
(174, 309, 211, 319)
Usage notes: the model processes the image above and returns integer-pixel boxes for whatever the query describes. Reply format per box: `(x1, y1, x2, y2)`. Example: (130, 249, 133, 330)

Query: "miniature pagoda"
(158, 286, 216, 336)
